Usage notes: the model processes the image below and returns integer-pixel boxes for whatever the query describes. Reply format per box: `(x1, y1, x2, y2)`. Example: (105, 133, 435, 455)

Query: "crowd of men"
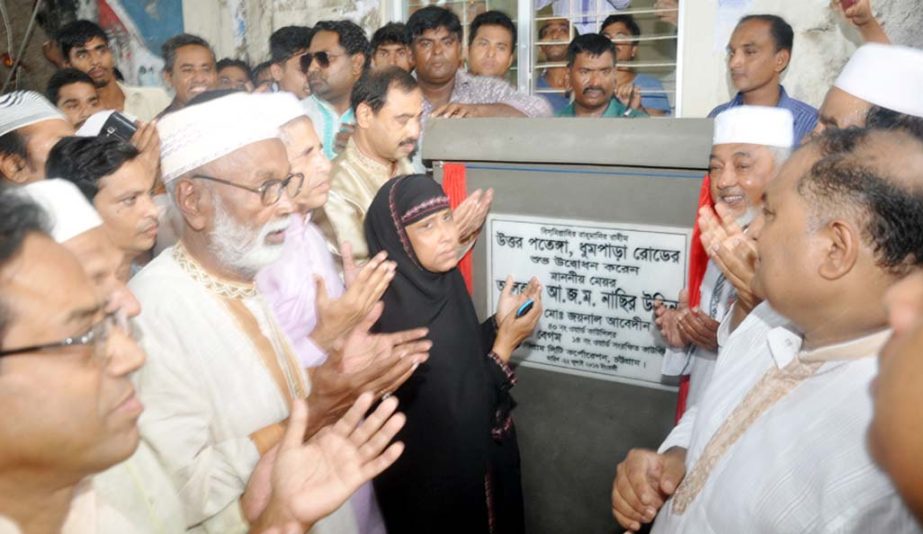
(1, 0, 923, 532)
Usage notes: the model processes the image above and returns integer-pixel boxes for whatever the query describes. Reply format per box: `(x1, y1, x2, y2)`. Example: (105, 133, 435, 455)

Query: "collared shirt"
(654, 303, 919, 533)
(708, 85, 818, 146)
(314, 137, 415, 266)
(660, 261, 736, 407)
(557, 97, 648, 118)
(535, 73, 571, 115)
(118, 83, 171, 122)
(420, 69, 553, 120)
(302, 95, 355, 160)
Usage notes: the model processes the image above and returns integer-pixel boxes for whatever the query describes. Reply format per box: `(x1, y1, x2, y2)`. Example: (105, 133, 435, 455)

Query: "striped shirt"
(302, 94, 355, 160)
(708, 86, 818, 146)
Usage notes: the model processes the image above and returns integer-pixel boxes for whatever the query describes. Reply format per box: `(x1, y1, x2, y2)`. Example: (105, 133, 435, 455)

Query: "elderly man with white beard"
(128, 92, 399, 533)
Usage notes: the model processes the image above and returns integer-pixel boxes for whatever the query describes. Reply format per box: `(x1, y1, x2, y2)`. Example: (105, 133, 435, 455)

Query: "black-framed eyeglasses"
(192, 172, 305, 206)
(0, 312, 121, 361)
(299, 51, 344, 72)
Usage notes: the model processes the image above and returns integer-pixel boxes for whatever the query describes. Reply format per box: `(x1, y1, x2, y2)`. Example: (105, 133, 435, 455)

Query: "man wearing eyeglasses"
(302, 20, 370, 160)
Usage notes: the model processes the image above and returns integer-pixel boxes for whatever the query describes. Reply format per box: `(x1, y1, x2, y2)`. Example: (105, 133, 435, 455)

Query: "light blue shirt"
(301, 94, 356, 160)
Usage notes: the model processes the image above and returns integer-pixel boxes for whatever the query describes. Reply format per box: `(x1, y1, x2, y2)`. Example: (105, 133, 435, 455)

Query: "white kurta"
(652, 303, 919, 533)
(93, 442, 186, 533)
(130, 247, 356, 534)
(661, 260, 736, 407)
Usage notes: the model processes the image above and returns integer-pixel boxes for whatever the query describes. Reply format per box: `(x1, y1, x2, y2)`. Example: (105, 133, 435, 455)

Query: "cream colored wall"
(678, 0, 923, 117)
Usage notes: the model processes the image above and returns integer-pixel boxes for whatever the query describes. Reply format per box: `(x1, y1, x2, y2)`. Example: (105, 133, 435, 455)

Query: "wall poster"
(486, 213, 690, 389)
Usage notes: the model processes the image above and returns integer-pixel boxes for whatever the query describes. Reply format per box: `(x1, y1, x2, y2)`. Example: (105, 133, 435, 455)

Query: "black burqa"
(366, 174, 524, 534)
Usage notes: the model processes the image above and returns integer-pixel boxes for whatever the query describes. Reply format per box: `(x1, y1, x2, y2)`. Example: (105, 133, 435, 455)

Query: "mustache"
(399, 138, 418, 147)
(582, 86, 605, 95)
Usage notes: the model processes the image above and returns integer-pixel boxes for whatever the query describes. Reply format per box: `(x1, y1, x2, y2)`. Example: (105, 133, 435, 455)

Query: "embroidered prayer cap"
(834, 43, 923, 118)
(713, 106, 794, 148)
(251, 92, 308, 129)
(157, 92, 280, 183)
(75, 110, 138, 137)
(18, 179, 102, 243)
(0, 91, 67, 137)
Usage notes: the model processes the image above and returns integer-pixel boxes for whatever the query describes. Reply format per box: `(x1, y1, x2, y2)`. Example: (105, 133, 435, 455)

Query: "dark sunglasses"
(299, 51, 343, 72)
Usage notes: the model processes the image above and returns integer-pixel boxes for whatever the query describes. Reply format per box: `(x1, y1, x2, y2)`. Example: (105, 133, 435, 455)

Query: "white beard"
(208, 196, 289, 278)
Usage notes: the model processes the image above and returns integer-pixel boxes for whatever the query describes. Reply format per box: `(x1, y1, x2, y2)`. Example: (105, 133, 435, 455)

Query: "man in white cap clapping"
(0, 91, 74, 185)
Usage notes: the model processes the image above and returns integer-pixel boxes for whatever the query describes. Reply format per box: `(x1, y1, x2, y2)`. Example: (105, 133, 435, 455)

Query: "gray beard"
(207, 195, 289, 279)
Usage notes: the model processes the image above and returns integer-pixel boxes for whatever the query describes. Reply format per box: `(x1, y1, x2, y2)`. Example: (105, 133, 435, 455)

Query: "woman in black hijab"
(366, 174, 542, 534)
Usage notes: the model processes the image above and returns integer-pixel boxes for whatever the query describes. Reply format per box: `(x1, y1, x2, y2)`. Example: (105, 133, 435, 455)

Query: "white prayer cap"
(18, 179, 102, 244)
(713, 106, 794, 148)
(251, 92, 309, 129)
(157, 92, 279, 183)
(0, 91, 67, 137)
(76, 110, 138, 137)
(834, 43, 923, 118)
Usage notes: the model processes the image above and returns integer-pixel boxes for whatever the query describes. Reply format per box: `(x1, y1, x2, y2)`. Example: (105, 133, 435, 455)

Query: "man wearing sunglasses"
(302, 20, 370, 160)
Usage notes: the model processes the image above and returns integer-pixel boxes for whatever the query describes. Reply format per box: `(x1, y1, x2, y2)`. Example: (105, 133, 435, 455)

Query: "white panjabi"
(18, 179, 102, 243)
(834, 43, 923, 119)
(0, 91, 67, 137)
(712, 106, 795, 148)
(156, 91, 280, 183)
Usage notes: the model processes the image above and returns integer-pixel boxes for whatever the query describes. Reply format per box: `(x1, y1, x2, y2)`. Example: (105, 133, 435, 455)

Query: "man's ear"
(351, 53, 366, 79)
(175, 178, 210, 232)
(0, 154, 29, 184)
(162, 69, 173, 90)
(355, 102, 374, 129)
(774, 49, 791, 74)
(564, 69, 573, 92)
(818, 219, 860, 281)
(270, 62, 284, 82)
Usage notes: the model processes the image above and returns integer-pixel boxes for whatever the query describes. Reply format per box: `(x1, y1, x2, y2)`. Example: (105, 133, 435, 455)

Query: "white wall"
(679, 0, 923, 117)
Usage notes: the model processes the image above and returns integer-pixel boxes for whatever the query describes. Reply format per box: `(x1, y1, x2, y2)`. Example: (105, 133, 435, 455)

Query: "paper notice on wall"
(486, 214, 689, 389)
(715, 0, 753, 53)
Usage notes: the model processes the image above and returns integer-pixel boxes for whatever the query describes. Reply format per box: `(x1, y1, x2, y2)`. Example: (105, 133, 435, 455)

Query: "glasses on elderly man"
(299, 51, 344, 72)
(0, 311, 124, 362)
(192, 172, 305, 206)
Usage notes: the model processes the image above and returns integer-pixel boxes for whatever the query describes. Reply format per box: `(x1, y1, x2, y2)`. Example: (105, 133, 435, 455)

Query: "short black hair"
(0, 187, 50, 346)
(799, 127, 923, 276)
(867, 106, 923, 142)
(371, 22, 411, 52)
(0, 131, 27, 169)
(252, 61, 272, 80)
(270, 26, 313, 64)
(312, 20, 371, 69)
(216, 58, 252, 81)
(161, 33, 214, 72)
(738, 14, 794, 53)
(601, 14, 641, 37)
(56, 20, 108, 59)
(45, 136, 140, 201)
(566, 33, 616, 67)
(469, 10, 517, 48)
(46, 68, 96, 105)
(351, 66, 419, 114)
(406, 6, 463, 43)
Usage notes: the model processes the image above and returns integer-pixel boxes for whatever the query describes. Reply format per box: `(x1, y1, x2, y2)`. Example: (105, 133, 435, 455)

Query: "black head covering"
(366, 174, 496, 530)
